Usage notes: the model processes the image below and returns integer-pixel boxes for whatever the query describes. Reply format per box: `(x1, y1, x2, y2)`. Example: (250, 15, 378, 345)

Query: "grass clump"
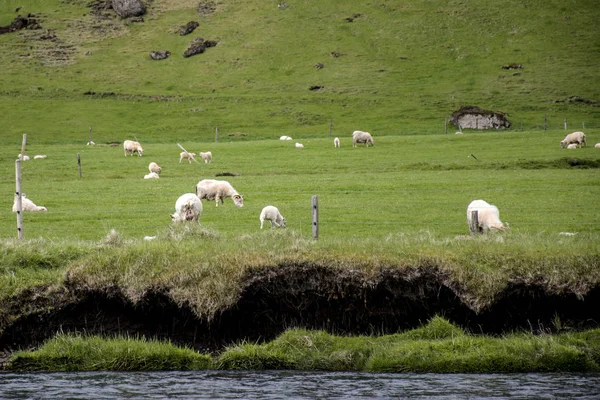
(6, 334, 213, 372)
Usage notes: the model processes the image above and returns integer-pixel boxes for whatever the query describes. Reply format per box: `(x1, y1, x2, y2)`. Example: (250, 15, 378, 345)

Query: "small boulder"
(112, 0, 145, 18)
(180, 21, 199, 36)
(183, 38, 217, 58)
(150, 50, 171, 60)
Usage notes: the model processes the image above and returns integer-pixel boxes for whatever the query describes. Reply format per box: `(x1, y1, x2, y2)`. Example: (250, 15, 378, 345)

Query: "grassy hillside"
(0, 0, 599, 143)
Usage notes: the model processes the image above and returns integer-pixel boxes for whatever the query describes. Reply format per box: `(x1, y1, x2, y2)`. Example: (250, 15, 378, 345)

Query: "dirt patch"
(1, 263, 599, 363)
(198, 1, 217, 16)
(450, 105, 511, 130)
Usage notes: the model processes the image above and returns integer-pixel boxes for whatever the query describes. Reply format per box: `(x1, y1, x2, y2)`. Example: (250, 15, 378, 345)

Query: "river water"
(1, 371, 599, 399)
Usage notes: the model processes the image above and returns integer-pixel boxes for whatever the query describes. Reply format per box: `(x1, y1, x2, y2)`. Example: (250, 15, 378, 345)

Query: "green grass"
(7, 317, 600, 372)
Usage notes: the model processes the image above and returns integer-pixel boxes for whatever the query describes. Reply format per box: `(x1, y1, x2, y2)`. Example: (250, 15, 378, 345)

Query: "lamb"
(466, 199, 508, 234)
(567, 143, 578, 149)
(148, 162, 162, 175)
(295, 142, 304, 148)
(280, 136, 293, 140)
(199, 151, 212, 164)
(196, 179, 243, 207)
(352, 130, 374, 147)
(334, 137, 340, 148)
(17, 154, 30, 161)
(595, 143, 600, 148)
(179, 151, 196, 163)
(560, 131, 586, 148)
(34, 155, 47, 159)
(12, 194, 47, 212)
(123, 140, 144, 156)
(87, 141, 95, 146)
(259, 205, 286, 229)
(171, 193, 203, 223)
(144, 172, 160, 179)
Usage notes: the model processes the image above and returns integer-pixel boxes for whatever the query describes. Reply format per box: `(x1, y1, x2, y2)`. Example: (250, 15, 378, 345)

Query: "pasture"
(1, 129, 599, 241)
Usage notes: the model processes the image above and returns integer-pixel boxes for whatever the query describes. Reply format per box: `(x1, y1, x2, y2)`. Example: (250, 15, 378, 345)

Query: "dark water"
(1, 371, 599, 399)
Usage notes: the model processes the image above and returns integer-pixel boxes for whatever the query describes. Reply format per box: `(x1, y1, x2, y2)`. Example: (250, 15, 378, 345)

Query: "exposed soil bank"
(1, 264, 599, 357)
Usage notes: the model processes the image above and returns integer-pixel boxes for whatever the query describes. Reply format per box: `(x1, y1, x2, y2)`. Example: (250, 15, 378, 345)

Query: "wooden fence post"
(564, 118, 567, 130)
(329, 120, 333, 138)
(444, 117, 447, 134)
(469, 210, 479, 235)
(15, 159, 23, 240)
(77, 153, 82, 178)
(544, 115, 547, 131)
(215, 126, 219, 142)
(312, 195, 318, 239)
(582, 122, 585, 129)
(89, 125, 92, 144)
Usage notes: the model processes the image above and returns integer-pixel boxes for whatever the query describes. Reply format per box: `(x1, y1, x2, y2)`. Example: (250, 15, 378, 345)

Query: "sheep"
(196, 179, 243, 207)
(179, 151, 196, 163)
(259, 205, 286, 229)
(466, 199, 508, 234)
(34, 155, 47, 159)
(595, 143, 600, 148)
(123, 140, 144, 156)
(12, 194, 47, 212)
(295, 142, 304, 148)
(87, 141, 95, 145)
(560, 131, 586, 148)
(144, 172, 160, 179)
(334, 137, 340, 148)
(199, 151, 213, 164)
(148, 162, 162, 175)
(17, 154, 30, 161)
(171, 193, 203, 223)
(352, 130, 374, 147)
(455, 131, 463, 135)
(567, 143, 578, 149)
(280, 136, 293, 140)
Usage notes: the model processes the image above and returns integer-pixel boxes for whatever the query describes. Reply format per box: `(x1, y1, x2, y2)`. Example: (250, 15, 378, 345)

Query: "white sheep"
(595, 143, 600, 148)
(455, 131, 463, 135)
(560, 131, 586, 148)
(280, 136, 293, 140)
(171, 193, 203, 223)
(199, 151, 212, 164)
(34, 155, 47, 159)
(466, 199, 508, 234)
(144, 172, 160, 179)
(124, 140, 144, 156)
(179, 151, 196, 163)
(17, 154, 30, 161)
(567, 143, 578, 149)
(87, 141, 95, 145)
(352, 130, 374, 147)
(196, 179, 243, 207)
(334, 137, 340, 148)
(148, 162, 162, 174)
(12, 194, 47, 212)
(295, 142, 304, 148)
(259, 205, 286, 229)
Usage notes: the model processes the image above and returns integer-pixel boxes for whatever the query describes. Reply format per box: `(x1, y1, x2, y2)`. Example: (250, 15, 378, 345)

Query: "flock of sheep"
(11, 129, 598, 235)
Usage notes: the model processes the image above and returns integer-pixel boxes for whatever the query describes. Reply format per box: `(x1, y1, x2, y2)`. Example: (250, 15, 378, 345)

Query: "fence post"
(582, 122, 585, 129)
(19, 133, 27, 160)
(15, 159, 23, 240)
(544, 115, 547, 131)
(444, 117, 447, 134)
(215, 127, 219, 142)
(89, 125, 92, 144)
(564, 118, 567, 130)
(329, 120, 333, 138)
(469, 210, 479, 235)
(77, 153, 82, 178)
(312, 195, 318, 239)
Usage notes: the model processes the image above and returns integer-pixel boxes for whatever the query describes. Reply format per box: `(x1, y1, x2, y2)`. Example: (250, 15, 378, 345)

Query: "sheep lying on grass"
(560, 131, 586, 148)
(567, 143, 578, 149)
(280, 136, 292, 140)
(34, 155, 47, 159)
(144, 172, 159, 179)
(466, 199, 508, 234)
(295, 143, 304, 148)
(12, 194, 47, 212)
(171, 193, 203, 223)
(260, 206, 286, 229)
(196, 179, 243, 207)
(17, 154, 30, 161)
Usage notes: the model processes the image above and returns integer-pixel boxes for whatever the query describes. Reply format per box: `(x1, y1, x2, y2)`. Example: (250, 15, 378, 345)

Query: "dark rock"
(150, 50, 170, 60)
(330, 51, 340, 57)
(314, 63, 324, 69)
(450, 105, 511, 130)
(111, 0, 145, 18)
(501, 63, 523, 70)
(0, 15, 40, 35)
(309, 85, 324, 91)
(179, 21, 199, 36)
(128, 16, 144, 23)
(183, 38, 217, 58)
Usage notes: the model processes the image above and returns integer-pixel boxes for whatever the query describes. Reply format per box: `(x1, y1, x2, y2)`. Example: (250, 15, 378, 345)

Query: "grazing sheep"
(196, 179, 243, 207)
(466, 199, 508, 234)
(123, 140, 144, 156)
(12, 194, 47, 212)
(171, 193, 203, 223)
(179, 151, 196, 163)
(352, 130, 374, 147)
(295, 142, 304, 148)
(280, 136, 293, 140)
(560, 131, 586, 148)
(148, 162, 162, 174)
(567, 143, 578, 149)
(199, 151, 213, 164)
(259, 205, 286, 229)
(34, 155, 47, 159)
(17, 154, 30, 161)
(595, 143, 600, 148)
(144, 172, 160, 179)
(334, 137, 340, 148)
(87, 141, 95, 145)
